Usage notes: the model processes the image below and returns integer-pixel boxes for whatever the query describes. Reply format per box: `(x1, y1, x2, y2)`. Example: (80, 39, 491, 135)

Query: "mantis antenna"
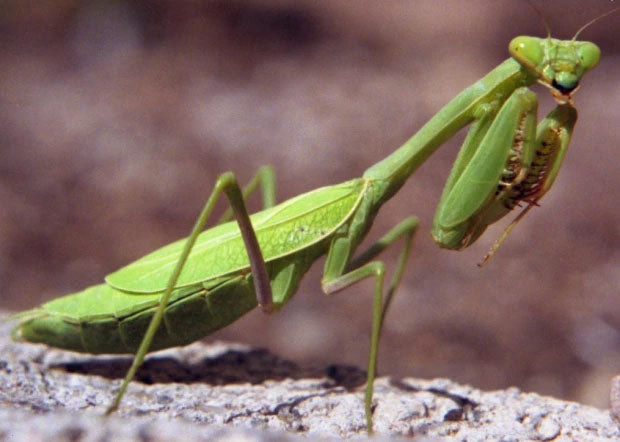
(573, 7, 620, 41)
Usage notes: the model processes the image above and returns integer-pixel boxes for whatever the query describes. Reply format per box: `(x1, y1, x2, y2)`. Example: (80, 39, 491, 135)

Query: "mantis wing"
(106, 179, 367, 293)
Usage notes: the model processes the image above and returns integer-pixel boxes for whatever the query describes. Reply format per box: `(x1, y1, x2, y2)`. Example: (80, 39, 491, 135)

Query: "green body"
(11, 33, 602, 432)
(17, 180, 368, 353)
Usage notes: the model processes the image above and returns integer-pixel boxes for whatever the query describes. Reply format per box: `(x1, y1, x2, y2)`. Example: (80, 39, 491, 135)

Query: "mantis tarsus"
(11, 10, 615, 433)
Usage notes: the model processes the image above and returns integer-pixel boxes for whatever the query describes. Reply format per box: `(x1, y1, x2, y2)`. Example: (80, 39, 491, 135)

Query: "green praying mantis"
(10, 9, 616, 433)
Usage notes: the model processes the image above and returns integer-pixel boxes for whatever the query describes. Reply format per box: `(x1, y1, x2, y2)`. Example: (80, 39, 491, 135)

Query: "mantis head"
(508, 6, 617, 104)
(509, 36, 600, 103)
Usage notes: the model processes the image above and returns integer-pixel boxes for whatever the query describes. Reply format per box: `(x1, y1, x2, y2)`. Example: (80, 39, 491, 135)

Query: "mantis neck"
(363, 58, 530, 206)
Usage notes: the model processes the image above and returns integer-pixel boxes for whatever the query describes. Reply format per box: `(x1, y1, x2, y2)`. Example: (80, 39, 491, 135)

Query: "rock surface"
(1, 315, 618, 441)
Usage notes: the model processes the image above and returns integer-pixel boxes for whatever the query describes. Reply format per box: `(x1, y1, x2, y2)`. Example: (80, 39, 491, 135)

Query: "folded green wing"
(106, 179, 367, 293)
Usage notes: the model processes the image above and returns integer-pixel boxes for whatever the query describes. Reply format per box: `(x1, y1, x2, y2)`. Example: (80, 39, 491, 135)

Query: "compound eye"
(576, 42, 601, 71)
(509, 36, 544, 69)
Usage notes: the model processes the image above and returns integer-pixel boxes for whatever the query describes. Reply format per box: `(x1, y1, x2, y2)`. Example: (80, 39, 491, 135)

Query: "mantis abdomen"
(16, 279, 256, 354)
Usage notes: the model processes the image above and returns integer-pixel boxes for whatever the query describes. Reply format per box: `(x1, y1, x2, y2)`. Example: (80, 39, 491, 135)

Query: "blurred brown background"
(1, 0, 618, 409)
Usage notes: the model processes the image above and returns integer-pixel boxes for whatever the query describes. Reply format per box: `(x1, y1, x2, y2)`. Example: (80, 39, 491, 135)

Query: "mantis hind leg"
(321, 216, 419, 433)
(105, 171, 272, 415)
(217, 165, 277, 224)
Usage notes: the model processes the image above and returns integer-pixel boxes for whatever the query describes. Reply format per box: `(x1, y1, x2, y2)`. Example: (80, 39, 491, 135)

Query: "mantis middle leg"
(106, 171, 273, 414)
(321, 216, 419, 433)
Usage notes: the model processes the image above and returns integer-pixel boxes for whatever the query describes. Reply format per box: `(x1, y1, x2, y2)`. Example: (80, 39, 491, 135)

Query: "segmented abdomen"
(15, 276, 257, 354)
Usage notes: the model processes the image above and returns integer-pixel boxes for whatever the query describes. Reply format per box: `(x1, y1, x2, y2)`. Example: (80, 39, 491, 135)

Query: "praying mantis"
(9, 7, 617, 434)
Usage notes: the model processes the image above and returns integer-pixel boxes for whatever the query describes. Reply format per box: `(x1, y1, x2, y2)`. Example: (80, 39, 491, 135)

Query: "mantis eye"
(576, 41, 601, 71)
(509, 36, 544, 69)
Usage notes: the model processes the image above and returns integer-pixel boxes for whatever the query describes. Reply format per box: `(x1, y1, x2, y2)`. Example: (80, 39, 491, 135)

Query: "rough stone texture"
(1, 315, 618, 441)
